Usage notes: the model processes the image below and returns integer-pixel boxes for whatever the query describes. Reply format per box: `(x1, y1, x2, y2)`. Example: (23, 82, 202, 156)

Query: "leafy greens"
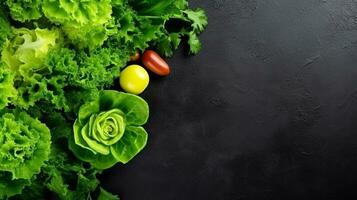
(0, 0, 207, 199)
(70, 90, 149, 169)
(0, 109, 51, 199)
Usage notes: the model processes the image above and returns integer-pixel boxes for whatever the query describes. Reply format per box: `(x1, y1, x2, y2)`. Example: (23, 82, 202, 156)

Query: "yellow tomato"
(120, 65, 149, 95)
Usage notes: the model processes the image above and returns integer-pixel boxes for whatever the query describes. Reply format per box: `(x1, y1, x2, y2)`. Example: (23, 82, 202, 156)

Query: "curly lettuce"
(1, 27, 63, 109)
(0, 110, 51, 180)
(69, 90, 149, 169)
(42, 0, 113, 49)
(62, 20, 117, 49)
(42, 0, 111, 27)
(1, 27, 60, 76)
(0, 28, 121, 111)
(6, 110, 102, 200)
(0, 109, 51, 199)
(6, 0, 42, 22)
(1, 37, 126, 112)
(43, 47, 125, 111)
(0, 62, 17, 109)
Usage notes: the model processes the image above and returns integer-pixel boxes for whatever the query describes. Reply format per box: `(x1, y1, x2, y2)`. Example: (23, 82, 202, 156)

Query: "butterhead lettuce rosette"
(70, 90, 149, 169)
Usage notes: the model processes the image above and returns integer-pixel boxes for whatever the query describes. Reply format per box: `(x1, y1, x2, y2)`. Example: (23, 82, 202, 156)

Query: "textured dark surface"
(100, 1, 357, 199)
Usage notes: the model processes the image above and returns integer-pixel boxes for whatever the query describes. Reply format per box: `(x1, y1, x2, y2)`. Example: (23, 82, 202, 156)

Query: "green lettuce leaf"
(110, 126, 148, 164)
(63, 22, 115, 49)
(98, 188, 120, 200)
(99, 90, 149, 125)
(0, 27, 63, 109)
(0, 62, 17, 109)
(0, 171, 30, 199)
(1, 27, 60, 76)
(1, 33, 124, 111)
(40, 135, 101, 200)
(128, 0, 177, 16)
(42, 0, 113, 49)
(0, 109, 51, 180)
(0, 109, 51, 199)
(42, 0, 112, 27)
(6, 0, 42, 22)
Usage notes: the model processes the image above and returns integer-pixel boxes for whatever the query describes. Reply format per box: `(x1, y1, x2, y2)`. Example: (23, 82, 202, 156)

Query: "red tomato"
(142, 50, 170, 76)
(130, 51, 140, 62)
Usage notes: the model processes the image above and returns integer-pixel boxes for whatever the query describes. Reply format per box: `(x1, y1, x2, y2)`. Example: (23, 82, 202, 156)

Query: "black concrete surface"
(100, 1, 357, 199)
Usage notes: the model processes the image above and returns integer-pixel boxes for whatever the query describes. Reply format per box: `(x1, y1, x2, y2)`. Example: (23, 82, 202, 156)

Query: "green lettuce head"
(42, 0, 112, 27)
(6, 0, 42, 22)
(1, 27, 62, 109)
(69, 90, 149, 169)
(1, 27, 60, 76)
(0, 110, 51, 179)
(42, 0, 114, 49)
(0, 110, 51, 199)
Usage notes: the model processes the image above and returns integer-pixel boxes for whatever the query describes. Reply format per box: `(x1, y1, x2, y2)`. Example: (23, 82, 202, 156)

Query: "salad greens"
(0, 109, 51, 199)
(0, 110, 51, 180)
(0, 0, 207, 199)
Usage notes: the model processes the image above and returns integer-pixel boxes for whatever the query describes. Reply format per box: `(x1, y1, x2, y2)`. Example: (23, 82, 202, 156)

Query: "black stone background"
(100, 0, 357, 199)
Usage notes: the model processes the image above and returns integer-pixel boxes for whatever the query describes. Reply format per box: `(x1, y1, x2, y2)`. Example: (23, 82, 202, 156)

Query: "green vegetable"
(70, 90, 149, 169)
(0, 7, 12, 49)
(127, 0, 208, 56)
(0, 0, 207, 199)
(0, 109, 51, 199)
(0, 110, 51, 180)
(128, 0, 177, 16)
(1, 27, 64, 109)
(43, 136, 101, 200)
(184, 9, 208, 54)
(1, 34, 124, 111)
(6, 0, 42, 22)
(2, 27, 60, 76)
(42, 0, 113, 49)
(42, 0, 112, 27)
(98, 188, 120, 200)
(0, 62, 17, 109)
(0, 172, 30, 199)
